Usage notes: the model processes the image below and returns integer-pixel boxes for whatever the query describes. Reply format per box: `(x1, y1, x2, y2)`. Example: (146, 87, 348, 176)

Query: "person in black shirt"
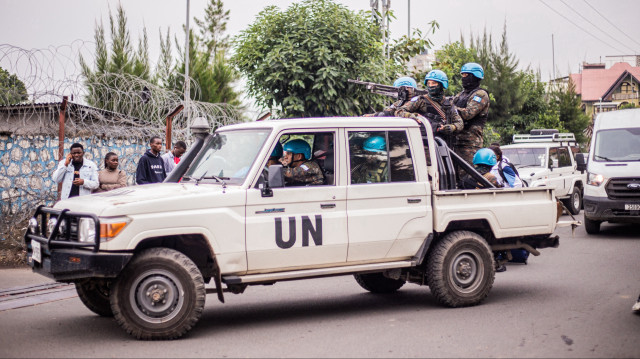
(135, 136, 167, 184)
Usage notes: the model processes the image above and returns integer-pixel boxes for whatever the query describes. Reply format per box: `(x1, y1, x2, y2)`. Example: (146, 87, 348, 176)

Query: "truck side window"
(348, 130, 415, 184)
(548, 147, 558, 167)
(557, 147, 571, 167)
(388, 131, 416, 182)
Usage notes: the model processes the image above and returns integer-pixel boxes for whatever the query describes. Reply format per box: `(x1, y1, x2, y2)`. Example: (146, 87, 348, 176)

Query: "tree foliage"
(435, 24, 589, 144)
(0, 66, 28, 105)
(232, 0, 393, 117)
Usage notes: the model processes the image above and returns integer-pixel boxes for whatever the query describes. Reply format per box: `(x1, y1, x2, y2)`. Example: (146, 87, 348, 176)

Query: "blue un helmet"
(473, 148, 497, 166)
(283, 139, 311, 160)
(363, 136, 387, 153)
(461, 62, 484, 79)
(423, 70, 449, 89)
(271, 142, 283, 158)
(393, 76, 417, 88)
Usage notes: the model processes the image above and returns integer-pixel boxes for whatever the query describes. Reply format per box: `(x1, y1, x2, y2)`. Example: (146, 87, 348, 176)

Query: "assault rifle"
(348, 79, 427, 103)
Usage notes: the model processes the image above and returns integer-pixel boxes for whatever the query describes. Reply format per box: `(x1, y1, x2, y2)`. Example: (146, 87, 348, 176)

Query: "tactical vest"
(454, 87, 489, 128)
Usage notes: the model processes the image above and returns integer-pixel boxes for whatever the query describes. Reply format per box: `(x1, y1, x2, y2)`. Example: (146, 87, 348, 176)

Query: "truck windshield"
(594, 127, 640, 162)
(183, 129, 271, 184)
(502, 148, 546, 168)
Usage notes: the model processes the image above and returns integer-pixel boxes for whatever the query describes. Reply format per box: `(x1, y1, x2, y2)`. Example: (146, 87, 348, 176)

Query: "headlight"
(587, 172, 606, 186)
(78, 217, 131, 243)
(78, 218, 96, 243)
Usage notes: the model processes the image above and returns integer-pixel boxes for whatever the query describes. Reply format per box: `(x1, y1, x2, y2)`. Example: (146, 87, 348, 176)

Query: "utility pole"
(184, 0, 191, 125)
(551, 34, 556, 81)
(407, 0, 410, 38)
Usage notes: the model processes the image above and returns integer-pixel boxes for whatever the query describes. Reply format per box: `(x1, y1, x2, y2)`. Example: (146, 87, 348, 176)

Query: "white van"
(582, 108, 640, 234)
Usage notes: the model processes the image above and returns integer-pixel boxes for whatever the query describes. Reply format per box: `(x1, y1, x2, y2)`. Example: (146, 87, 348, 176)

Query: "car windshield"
(593, 128, 640, 162)
(183, 129, 271, 184)
(502, 148, 546, 168)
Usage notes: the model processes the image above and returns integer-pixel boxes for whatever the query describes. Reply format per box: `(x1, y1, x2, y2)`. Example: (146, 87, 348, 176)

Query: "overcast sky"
(1, 0, 639, 108)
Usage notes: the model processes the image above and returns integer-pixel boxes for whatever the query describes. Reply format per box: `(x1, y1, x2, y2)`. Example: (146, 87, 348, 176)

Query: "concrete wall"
(0, 133, 147, 218)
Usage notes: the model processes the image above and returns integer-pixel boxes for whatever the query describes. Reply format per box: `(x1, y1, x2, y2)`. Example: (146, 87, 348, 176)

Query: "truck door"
(548, 146, 573, 196)
(245, 131, 348, 271)
(346, 130, 432, 262)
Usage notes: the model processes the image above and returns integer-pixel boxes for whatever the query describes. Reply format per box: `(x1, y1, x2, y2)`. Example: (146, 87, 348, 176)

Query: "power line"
(582, 0, 640, 50)
(538, 0, 627, 55)
(559, 0, 638, 54)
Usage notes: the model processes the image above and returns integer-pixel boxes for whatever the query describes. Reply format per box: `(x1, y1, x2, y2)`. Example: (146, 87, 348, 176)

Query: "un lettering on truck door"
(275, 215, 323, 248)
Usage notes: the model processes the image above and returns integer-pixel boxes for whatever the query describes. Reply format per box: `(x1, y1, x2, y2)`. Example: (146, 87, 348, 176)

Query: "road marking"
(0, 283, 76, 311)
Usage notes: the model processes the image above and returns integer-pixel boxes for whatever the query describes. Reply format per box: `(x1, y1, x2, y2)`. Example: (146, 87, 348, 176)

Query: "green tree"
(551, 79, 590, 143)
(471, 25, 525, 130)
(80, 4, 152, 116)
(232, 0, 391, 117)
(0, 66, 28, 105)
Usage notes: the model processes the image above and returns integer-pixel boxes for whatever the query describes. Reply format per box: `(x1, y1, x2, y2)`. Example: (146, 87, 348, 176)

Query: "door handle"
(320, 203, 336, 209)
(407, 198, 421, 204)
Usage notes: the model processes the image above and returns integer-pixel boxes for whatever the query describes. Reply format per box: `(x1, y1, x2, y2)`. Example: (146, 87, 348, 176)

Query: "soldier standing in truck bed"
(363, 77, 418, 117)
(452, 62, 490, 167)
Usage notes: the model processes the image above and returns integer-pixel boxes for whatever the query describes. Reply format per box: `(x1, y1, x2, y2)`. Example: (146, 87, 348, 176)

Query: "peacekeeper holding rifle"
(363, 77, 418, 117)
(394, 70, 463, 148)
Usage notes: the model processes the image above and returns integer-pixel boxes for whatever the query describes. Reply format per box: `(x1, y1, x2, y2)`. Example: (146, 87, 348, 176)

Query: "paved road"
(0, 213, 638, 358)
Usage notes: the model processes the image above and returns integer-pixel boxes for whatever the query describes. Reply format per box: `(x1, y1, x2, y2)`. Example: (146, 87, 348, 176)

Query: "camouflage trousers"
(453, 144, 481, 180)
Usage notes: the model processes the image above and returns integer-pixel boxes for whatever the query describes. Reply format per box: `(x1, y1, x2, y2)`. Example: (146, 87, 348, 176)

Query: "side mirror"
(261, 165, 284, 197)
(268, 165, 285, 188)
(575, 153, 587, 173)
(549, 159, 559, 169)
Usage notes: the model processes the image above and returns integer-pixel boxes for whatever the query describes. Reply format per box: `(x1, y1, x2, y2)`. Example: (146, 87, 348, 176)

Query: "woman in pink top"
(93, 152, 127, 193)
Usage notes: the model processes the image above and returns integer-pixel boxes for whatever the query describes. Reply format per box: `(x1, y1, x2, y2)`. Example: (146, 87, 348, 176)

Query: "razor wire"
(0, 42, 244, 141)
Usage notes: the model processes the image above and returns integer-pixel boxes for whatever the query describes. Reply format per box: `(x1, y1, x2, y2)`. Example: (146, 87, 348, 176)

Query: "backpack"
(497, 160, 526, 188)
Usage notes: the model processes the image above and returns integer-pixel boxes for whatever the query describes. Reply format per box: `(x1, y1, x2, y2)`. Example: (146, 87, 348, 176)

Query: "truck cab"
(501, 130, 587, 214)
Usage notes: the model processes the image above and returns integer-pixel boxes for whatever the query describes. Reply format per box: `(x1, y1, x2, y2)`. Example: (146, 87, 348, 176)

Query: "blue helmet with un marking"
(461, 62, 484, 79)
(424, 70, 449, 89)
(473, 148, 497, 166)
(271, 142, 283, 158)
(363, 136, 386, 153)
(283, 139, 311, 160)
(393, 76, 417, 88)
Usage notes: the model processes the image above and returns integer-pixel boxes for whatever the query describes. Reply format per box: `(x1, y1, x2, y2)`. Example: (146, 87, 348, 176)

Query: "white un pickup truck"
(25, 117, 571, 340)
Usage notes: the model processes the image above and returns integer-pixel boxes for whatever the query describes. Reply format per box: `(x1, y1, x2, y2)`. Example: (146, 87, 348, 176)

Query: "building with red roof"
(570, 61, 640, 118)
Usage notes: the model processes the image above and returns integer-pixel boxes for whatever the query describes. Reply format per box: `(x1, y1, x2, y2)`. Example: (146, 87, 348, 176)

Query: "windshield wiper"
(594, 155, 615, 161)
(195, 170, 209, 186)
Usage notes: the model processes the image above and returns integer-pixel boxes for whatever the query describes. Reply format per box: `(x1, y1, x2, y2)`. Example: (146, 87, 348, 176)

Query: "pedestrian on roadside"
(52, 142, 99, 200)
(135, 136, 166, 185)
(161, 141, 187, 174)
(93, 152, 127, 193)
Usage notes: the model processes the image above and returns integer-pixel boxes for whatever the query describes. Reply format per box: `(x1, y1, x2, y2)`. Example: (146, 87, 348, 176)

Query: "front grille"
(606, 177, 640, 200)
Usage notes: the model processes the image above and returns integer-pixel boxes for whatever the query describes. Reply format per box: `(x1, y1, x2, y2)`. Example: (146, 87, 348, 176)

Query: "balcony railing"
(612, 93, 639, 100)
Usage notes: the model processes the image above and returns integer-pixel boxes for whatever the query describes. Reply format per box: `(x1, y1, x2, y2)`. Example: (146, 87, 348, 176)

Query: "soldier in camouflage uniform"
(280, 139, 324, 186)
(350, 136, 389, 184)
(363, 77, 417, 117)
(394, 70, 463, 148)
(452, 63, 490, 166)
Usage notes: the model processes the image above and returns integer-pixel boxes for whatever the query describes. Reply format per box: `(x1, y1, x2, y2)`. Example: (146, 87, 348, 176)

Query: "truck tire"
(110, 248, 206, 340)
(354, 272, 405, 293)
(75, 279, 113, 317)
(426, 231, 495, 307)
(562, 187, 582, 215)
(584, 216, 601, 234)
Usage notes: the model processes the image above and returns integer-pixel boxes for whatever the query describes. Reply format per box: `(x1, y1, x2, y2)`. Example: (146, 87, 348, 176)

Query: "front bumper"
(24, 205, 133, 281)
(583, 195, 640, 223)
(28, 248, 132, 281)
